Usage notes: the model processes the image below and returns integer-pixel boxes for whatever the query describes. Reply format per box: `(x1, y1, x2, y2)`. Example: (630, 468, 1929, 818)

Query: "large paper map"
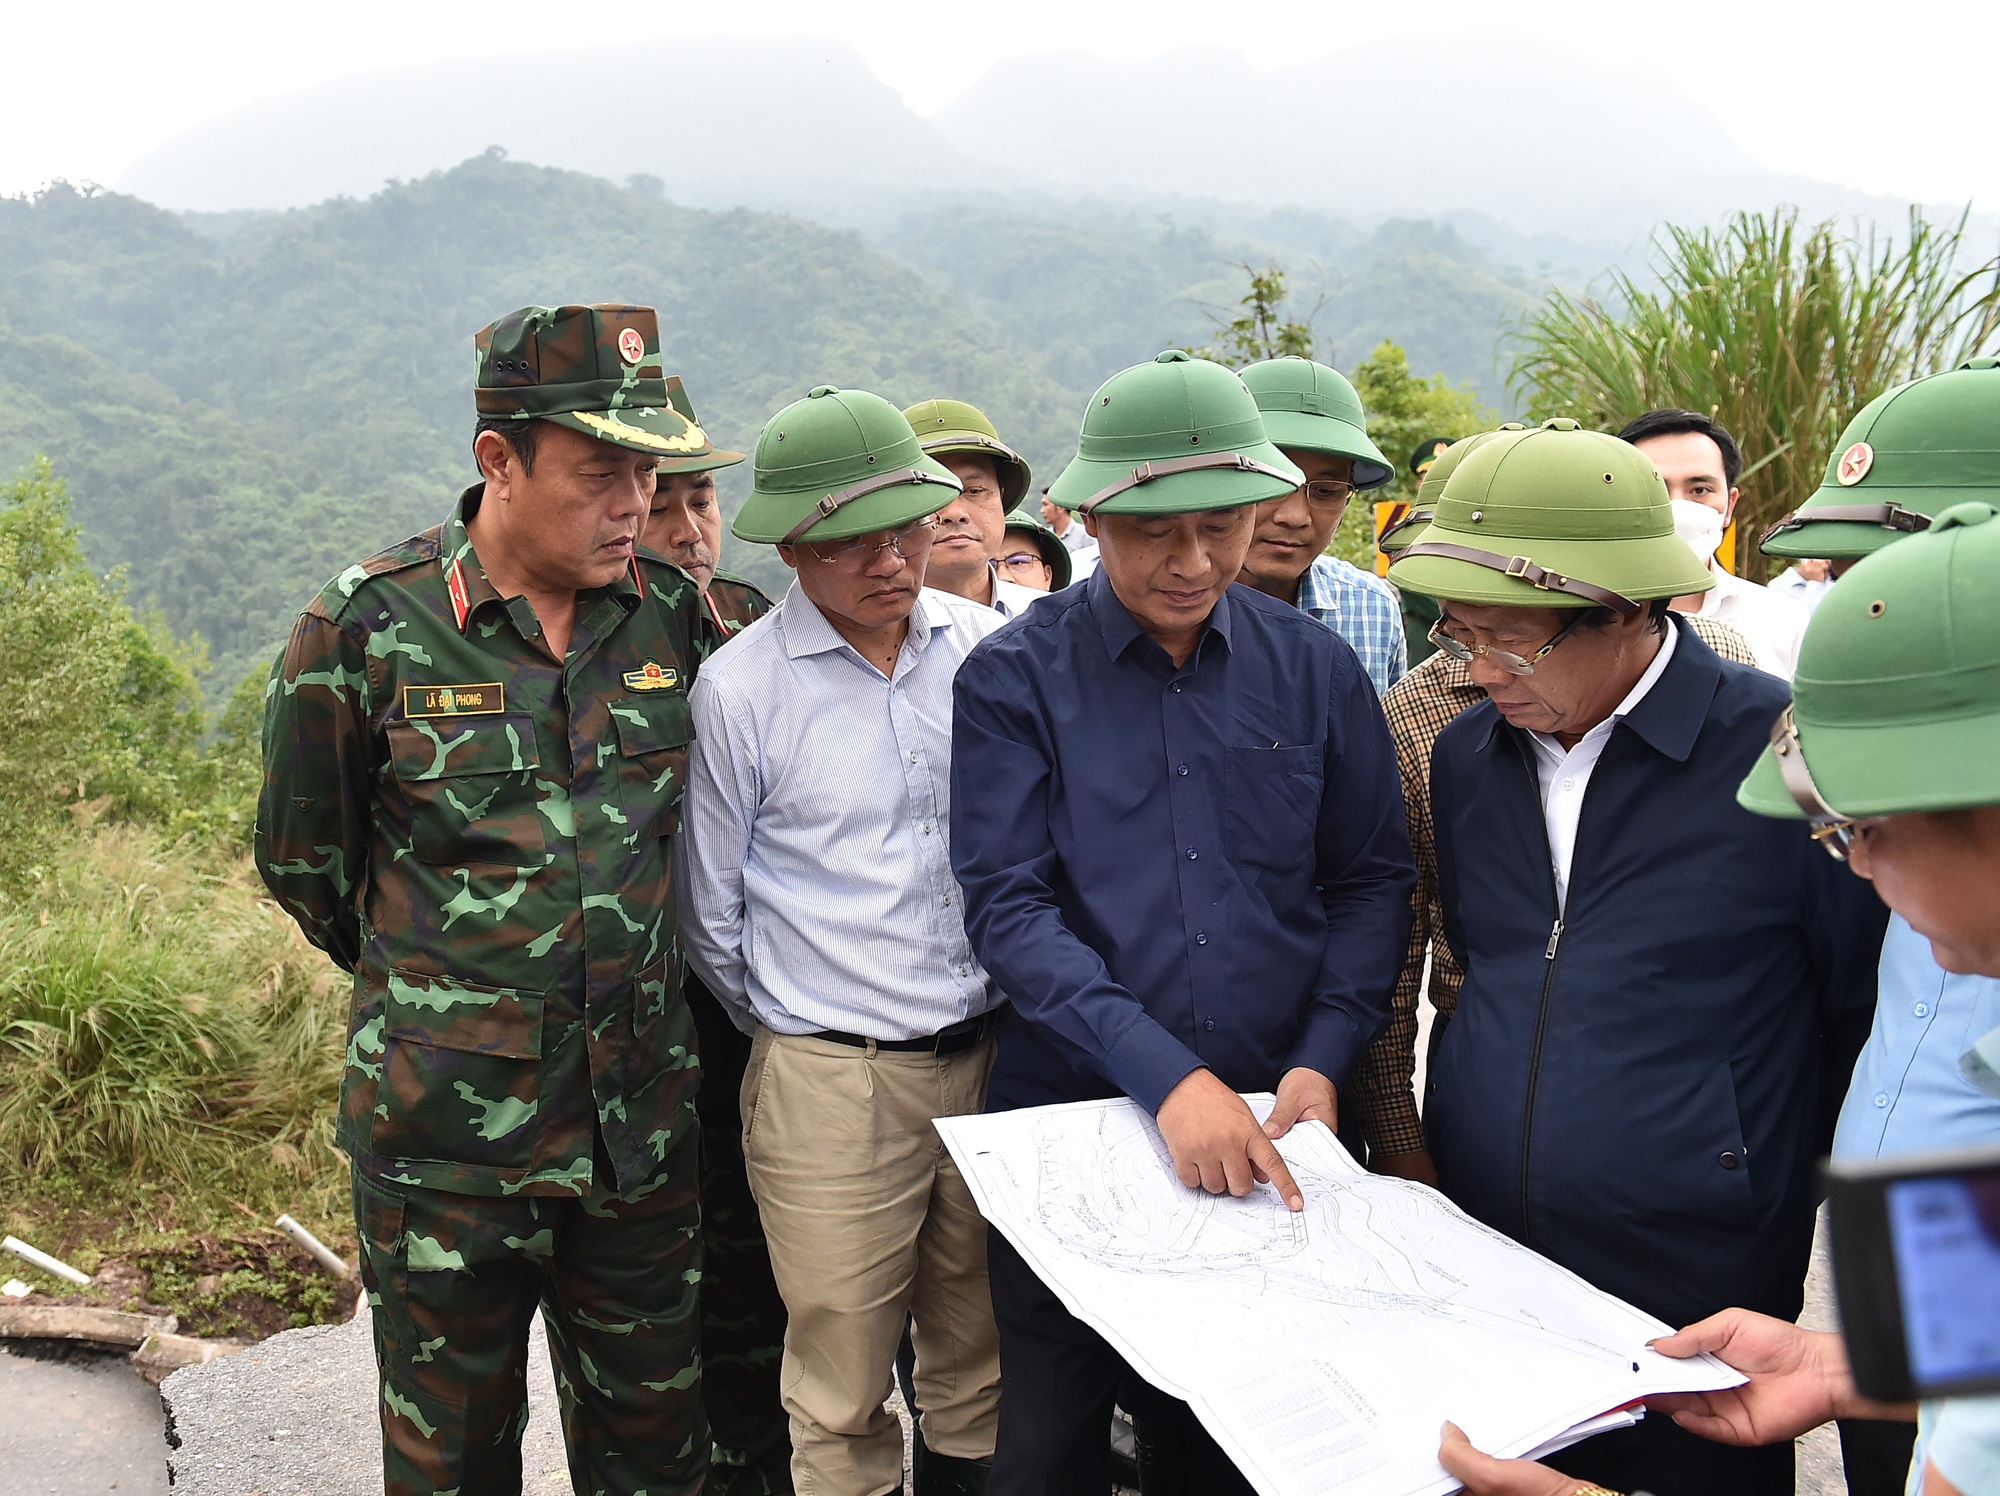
(934, 1095, 1742, 1496)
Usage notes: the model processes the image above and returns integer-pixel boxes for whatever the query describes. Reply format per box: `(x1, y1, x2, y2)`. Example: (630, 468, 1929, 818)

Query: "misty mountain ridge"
(118, 35, 1975, 252)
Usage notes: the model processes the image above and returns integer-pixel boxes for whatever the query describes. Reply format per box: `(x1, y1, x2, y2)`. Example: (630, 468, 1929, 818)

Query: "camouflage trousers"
(352, 1134, 707, 1496)
(690, 977, 793, 1495)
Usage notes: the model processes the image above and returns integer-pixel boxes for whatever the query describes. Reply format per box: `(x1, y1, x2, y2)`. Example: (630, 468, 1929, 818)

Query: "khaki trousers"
(741, 1025, 1002, 1496)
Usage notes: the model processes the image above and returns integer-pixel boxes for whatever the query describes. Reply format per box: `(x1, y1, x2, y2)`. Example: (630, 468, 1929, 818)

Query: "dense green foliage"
(1513, 208, 2000, 578)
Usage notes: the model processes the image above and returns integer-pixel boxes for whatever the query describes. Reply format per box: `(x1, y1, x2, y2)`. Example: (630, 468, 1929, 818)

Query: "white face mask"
(1671, 497, 1726, 563)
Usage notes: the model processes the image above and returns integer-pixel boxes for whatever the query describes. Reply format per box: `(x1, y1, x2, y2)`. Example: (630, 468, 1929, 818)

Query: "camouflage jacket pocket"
(370, 967, 546, 1171)
(387, 714, 548, 867)
(609, 692, 692, 841)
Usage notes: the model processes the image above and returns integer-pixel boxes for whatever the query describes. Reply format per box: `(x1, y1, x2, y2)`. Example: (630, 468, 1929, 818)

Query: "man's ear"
(1724, 486, 1741, 525)
(474, 430, 517, 496)
(775, 544, 800, 573)
(1081, 511, 1100, 540)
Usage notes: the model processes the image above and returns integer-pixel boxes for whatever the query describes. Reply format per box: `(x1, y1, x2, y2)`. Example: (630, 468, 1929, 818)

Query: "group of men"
(255, 301, 2000, 1496)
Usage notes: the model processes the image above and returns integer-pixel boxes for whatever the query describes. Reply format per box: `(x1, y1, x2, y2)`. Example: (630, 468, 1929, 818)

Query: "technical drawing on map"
(936, 1096, 1742, 1496)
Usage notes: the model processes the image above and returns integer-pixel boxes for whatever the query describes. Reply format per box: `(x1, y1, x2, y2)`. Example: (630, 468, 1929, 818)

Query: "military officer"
(1441, 492, 2000, 1496)
(640, 384, 793, 1495)
(259, 304, 713, 1496)
(901, 398, 1044, 616)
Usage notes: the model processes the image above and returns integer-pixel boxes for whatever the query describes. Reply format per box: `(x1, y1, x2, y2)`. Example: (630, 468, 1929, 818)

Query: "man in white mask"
(1619, 409, 1810, 678)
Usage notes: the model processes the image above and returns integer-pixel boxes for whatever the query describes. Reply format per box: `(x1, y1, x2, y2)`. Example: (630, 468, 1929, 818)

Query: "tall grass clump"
(1513, 206, 2000, 579)
(0, 829, 348, 1219)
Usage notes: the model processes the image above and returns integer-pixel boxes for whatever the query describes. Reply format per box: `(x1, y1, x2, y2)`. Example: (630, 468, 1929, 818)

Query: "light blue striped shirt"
(677, 583, 1005, 1040)
(1294, 554, 1407, 695)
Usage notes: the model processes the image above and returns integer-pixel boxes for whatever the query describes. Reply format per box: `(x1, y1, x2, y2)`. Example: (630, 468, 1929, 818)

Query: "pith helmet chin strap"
(1077, 452, 1299, 516)
(921, 433, 1026, 467)
(1376, 506, 1434, 550)
(1397, 540, 1641, 616)
(1769, 706, 1858, 856)
(780, 469, 962, 546)
(1759, 502, 1932, 546)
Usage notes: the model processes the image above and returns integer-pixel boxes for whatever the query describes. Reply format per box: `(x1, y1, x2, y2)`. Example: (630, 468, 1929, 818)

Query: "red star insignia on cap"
(617, 327, 647, 365)
(1837, 441, 1875, 486)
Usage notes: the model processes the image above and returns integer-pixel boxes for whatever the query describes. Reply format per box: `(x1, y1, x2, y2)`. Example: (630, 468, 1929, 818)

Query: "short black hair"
(1576, 597, 1675, 636)
(1615, 409, 1743, 488)
(473, 416, 549, 477)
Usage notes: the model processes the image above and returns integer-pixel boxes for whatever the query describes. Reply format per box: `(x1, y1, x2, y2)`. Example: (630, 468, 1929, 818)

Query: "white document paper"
(935, 1094, 1743, 1496)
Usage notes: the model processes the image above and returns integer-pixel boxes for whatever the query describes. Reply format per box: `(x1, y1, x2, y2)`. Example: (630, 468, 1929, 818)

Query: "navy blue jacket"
(1426, 622, 1885, 1329)
(952, 572, 1414, 1114)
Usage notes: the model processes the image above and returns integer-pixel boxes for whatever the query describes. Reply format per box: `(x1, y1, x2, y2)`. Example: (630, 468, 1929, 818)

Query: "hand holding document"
(935, 1094, 1744, 1496)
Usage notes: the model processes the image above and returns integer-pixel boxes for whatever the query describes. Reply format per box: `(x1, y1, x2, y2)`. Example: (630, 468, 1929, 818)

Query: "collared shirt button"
(1195, 932, 1208, 946)
(1204, 1019, 1217, 1032)
(1874, 1092, 1890, 1108)
(1177, 764, 1189, 776)
(1914, 1002, 1930, 1017)
(1186, 847, 1198, 860)
(1561, 777, 1574, 790)
(1171, 683, 1183, 694)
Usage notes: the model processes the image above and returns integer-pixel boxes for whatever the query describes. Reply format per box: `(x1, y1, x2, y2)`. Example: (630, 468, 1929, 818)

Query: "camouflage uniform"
(686, 571, 794, 1495)
(258, 305, 715, 1496)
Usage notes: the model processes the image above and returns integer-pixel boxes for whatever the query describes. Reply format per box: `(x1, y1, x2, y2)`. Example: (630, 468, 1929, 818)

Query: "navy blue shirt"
(951, 568, 1415, 1114)
(1426, 622, 1886, 1329)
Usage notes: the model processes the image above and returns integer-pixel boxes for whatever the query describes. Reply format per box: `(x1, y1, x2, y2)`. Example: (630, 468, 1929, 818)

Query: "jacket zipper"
(1512, 734, 1565, 1250)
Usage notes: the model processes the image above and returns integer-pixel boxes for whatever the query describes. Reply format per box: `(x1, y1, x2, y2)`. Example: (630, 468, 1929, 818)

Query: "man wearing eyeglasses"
(1382, 419, 1886, 1496)
(902, 399, 1047, 617)
(676, 386, 1006, 1496)
(1235, 357, 1406, 694)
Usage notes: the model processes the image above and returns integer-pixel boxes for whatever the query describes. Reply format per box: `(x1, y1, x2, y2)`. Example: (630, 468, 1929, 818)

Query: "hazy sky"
(7, 0, 1995, 207)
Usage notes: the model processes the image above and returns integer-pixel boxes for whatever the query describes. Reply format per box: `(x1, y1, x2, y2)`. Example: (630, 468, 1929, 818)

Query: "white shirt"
(676, 583, 1005, 1040)
(1694, 560, 1810, 678)
(991, 572, 1048, 619)
(1768, 567, 1832, 614)
(1526, 620, 1679, 912)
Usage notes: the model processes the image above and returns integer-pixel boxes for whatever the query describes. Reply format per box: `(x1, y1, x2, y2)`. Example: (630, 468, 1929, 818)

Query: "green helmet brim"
(1259, 410, 1394, 489)
(921, 435, 1032, 510)
(731, 453, 963, 545)
(1047, 440, 1303, 515)
(655, 446, 747, 477)
(1759, 489, 1952, 559)
(543, 405, 721, 459)
(1738, 710, 2000, 819)
(1387, 531, 1713, 607)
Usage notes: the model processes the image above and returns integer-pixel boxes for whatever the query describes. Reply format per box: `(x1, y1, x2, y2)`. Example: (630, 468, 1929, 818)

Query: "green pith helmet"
(1238, 358, 1393, 488)
(1002, 510, 1074, 589)
(653, 377, 745, 475)
(902, 398, 1032, 510)
(1762, 357, 2000, 560)
(475, 304, 711, 459)
(1046, 351, 1303, 516)
(1739, 501, 2000, 820)
(732, 386, 962, 545)
(1376, 426, 1524, 556)
(1386, 418, 1713, 611)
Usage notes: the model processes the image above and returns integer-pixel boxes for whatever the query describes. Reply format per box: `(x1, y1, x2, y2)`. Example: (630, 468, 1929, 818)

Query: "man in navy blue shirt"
(951, 352, 1414, 1496)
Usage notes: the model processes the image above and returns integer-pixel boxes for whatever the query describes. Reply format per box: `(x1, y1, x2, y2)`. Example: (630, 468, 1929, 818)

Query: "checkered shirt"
(1294, 555, 1408, 695)
(1350, 612, 1760, 1159)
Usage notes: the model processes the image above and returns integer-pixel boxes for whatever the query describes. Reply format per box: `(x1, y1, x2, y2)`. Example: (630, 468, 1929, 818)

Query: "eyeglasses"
(804, 518, 937, 568)
(1298, 480, 1355, 511)
(1426, 612, 1587, 676)
(997, 550, 1047, 572)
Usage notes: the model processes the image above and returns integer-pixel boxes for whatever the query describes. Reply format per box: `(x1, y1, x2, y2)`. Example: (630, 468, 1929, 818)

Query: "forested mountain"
(0, 154, 1523, 705)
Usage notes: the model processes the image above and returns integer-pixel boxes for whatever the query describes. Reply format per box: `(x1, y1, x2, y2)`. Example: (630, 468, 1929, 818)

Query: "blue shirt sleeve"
(951, 649, 1207, 1112)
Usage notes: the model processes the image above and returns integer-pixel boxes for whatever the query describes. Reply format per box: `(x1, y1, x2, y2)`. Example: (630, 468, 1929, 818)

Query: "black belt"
(807, 1011, 999, 1055)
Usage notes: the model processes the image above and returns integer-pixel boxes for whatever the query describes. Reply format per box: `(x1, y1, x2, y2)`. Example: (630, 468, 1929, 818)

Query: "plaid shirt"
(1294, 555, 1407, 695)
(1351, 613, 1761, 1159)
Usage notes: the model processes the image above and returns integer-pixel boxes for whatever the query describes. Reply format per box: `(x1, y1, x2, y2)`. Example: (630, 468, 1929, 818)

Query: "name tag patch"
(403, 683, 506, 717)
(622, 662, 680, 692)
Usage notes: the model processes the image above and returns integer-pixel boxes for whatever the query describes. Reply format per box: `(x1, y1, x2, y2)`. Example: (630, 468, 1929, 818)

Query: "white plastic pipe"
(2, 1235, 91, 1286)
(275, 1215, 351, 1279)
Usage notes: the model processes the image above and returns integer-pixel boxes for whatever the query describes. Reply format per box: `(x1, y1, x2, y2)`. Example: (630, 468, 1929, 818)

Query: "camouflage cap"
(1739, 501, 2000, 821)
(1761, 357, 2000, 560)
(902, 398, 1033, 510)
(474, 304, 713, 459)
(653, 378, 745, 476)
